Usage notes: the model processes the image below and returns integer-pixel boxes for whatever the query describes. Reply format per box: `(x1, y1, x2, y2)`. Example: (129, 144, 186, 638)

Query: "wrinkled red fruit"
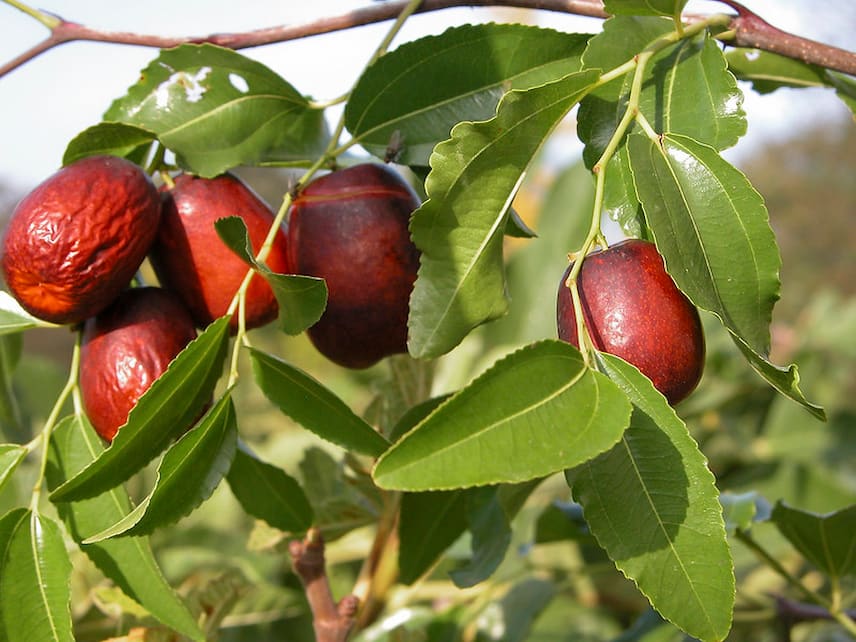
(287, 163, 421, 369)
(0, 155, 160, 325)
(79, 287, 198, 443)
(556, 239, 704, 405)
(149, 173, 289, 333)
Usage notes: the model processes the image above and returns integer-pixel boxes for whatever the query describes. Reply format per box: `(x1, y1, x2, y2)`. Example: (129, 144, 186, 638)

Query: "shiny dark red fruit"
(556, 239, 705, 405)
(79, 287, 198, 443)
(149, 173, 289, 333)
(287, 163, 421, 369)
(1, 155, 161, 325)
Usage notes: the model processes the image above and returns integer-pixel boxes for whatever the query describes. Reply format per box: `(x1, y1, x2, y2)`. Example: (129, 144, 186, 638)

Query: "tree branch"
(1, 0, 854, 80)
(289, 529, 359, 642)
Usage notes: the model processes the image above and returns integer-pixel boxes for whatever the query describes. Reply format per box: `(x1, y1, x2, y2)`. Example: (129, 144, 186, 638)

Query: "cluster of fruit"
(0, 156, 421, 442)
(1, 154, 705, 444)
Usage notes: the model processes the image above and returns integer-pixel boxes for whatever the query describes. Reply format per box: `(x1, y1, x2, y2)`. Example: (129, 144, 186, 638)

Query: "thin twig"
(1, 0, 854, 80)
(289, 529, 359, 642)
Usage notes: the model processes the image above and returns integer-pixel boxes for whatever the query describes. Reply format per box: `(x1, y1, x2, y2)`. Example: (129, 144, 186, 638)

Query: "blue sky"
(0, 1, 852, 194)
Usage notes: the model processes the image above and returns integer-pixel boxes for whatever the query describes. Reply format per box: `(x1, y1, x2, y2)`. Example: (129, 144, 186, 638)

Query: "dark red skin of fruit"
(287, 163, 421, 369)
(79, 287, 198, 443)
(149, 173, 289, 333)
(556, 239, 705, 405)
(0, 155, 161, 325)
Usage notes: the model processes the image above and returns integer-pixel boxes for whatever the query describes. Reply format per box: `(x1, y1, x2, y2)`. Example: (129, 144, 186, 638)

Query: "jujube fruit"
(0, 155, 161, 325)
(79, 287, 198, 443)
(287, 163, 421, 369)
(149, 173, 289, 332)
(556, 239, 704, 405)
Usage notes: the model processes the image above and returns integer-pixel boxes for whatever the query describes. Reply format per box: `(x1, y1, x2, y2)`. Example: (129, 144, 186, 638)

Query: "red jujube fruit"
(287, 163, 421, 369)
(1, 155, 161, 325)
(149, 173, 289, 332)
(556, 239, 705, 405)
(79, 287, 199, 443)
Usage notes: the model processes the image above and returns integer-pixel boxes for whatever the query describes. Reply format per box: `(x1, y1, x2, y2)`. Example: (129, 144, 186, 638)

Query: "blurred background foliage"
(0, 109, 854, 641)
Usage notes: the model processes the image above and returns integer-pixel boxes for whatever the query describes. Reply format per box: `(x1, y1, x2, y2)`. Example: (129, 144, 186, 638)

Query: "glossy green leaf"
(771, 502, 856, 579)
(215, 216, 327, 334)
(46, 415, 204, 640)
(104, 44, 329, 177)
(250, 348, 389, 457)
(227, 443, 313, 533)
(83, 395, 237, 542)
(826, 71, 856, 114)
(725, 49, 828, 94)
(731, 333, 825, 419)
(604, 0, 687, 16)
(449, 486, 511, 588)
(602, 145, 646, 237)
(0, 444, 26, 495)
(409, 70, 599, 358)
(346, 24, 589, 166)
(374, 340, 631, 491)
(0, 291, 50, 334)
(63, 122, 156, 166)
(0, 510, 74, 642)
(50, 316, 230, 502)
(628, 132, 778, 354)
(504, 208, 538, 239)
(569, 353, 734, 642)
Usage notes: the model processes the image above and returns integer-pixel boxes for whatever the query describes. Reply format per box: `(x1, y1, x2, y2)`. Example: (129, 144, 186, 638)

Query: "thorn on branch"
(290, 528, 359, 642)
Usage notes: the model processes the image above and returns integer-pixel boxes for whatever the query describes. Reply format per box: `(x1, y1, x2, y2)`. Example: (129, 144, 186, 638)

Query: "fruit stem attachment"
(29, 334, 81, 510)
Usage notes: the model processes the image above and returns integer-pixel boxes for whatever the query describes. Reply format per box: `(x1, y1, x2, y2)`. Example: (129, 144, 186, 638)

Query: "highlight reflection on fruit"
(79, 287, 198, 443)
(150, 173, 289, 333)
(0, 155, 161, 325)
(287, 163, 421, 369)
(556, 239, 705, 405)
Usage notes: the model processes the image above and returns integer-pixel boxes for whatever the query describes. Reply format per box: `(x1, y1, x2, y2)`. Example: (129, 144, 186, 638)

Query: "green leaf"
(569, 353, 734, 642)
(0, 508, 28, 637)
(46, 415, 204, 640)
(409, 70, 599, 358)
(104, 44, 329, 177)
(535, 501, 594, 543)
(449, 486, 512, 588)
(50, 316, 230, 502)
(215, 216, 327, 334)
(579, 18, 745, 163)
(398, 490, 469, 584)
(83, 395, 238, 542)
(250, 348, 389, 457)
(227, 443, 313, 533)
(346, 24, 589, 166)
(0, 291, 51, 334)
(0, 444, 26, 495)
(374, 340, 631, 491)
(0, 334, 25, 438)
(298, 447, 379, 541)
(0, 510, 74, 642)
(771, 502, 856, 579)
(731, 333, 825, 419)
(604, 0, 687, 17)
(628, 133, 779, 354)
(725, 49, 828, 94)
(62, 122, 157, 166)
